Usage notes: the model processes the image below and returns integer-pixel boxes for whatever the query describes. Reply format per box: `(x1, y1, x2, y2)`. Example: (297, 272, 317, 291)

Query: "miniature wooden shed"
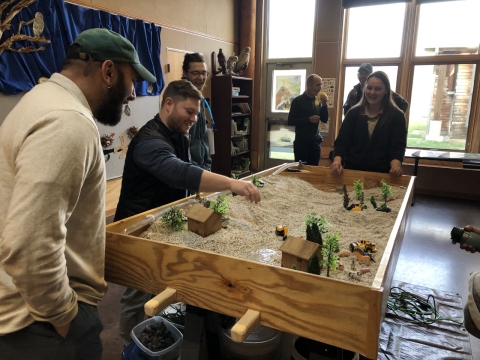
(279, 236, 319, 272)
(186, 203, 222, 237)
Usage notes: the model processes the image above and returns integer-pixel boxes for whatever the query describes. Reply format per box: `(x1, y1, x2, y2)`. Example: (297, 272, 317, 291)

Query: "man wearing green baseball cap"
(0, 28, 155, 360)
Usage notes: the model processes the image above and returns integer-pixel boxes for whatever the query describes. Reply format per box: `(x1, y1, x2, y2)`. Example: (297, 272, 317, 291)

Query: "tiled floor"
(99, 194, 480, 359)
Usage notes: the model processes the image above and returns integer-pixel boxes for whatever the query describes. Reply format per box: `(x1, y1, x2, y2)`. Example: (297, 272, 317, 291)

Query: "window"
(407, 64, 475, 150)
(341, 0, 480, 152)
(267, 0, 316, 59)
(345, 3, 405, 59)
(416, 1, 480, 56)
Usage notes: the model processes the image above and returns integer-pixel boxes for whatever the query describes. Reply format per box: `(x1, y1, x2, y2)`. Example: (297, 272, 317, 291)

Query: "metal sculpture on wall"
(0, 0, 50, 55)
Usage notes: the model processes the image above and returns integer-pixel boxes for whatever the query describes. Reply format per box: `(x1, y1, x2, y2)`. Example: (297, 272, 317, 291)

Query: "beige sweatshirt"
(0, 73, 108, 334)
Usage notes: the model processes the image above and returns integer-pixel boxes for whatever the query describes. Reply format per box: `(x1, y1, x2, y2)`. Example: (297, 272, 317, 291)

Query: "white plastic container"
(131, 317, 183, 360)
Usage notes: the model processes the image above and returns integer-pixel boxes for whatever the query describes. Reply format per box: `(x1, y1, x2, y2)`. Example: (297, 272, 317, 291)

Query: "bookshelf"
(211, 75, 253, 178)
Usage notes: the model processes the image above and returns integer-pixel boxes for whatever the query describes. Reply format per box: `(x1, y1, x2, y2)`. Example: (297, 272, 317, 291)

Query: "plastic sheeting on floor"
(378, 281, 472, 360)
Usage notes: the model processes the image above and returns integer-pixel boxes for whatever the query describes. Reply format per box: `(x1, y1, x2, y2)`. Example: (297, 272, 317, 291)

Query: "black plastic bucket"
(291, 336, 359, 360)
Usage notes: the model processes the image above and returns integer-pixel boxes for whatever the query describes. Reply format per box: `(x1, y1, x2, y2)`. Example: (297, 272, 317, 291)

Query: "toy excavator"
(349, 238, 377, 253)
(275, 225, 289, 240)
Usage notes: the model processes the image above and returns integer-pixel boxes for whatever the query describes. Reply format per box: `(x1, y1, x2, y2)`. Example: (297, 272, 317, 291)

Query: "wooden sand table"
(142, 175, 406, 286)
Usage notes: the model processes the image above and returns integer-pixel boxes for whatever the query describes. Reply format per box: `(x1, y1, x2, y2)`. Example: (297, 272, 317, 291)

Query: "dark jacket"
(114, 114, 203, 221)
(343, 83, 409, 115)
(288, 92, 329, 142)
(333, 106, 407, 173)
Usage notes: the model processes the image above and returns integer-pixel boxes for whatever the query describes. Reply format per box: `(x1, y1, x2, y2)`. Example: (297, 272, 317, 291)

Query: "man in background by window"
(343, 63, 409, 115)
(182, 53, 212, 171)
(288, 74, 329, 165)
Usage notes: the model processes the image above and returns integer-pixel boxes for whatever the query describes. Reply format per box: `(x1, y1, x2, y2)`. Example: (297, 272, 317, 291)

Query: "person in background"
(115, 80, 260, 346)
(453, 225, 480, 338)
(182, 52, 212, 170)
(331, 71, 407, 176)
(343, 63, 409, 115)
(0, 28, 156, 360)
(288, 74, 329, 165)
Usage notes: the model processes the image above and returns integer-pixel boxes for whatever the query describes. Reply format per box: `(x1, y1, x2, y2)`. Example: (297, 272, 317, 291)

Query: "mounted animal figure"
(353, 248, 375, 266)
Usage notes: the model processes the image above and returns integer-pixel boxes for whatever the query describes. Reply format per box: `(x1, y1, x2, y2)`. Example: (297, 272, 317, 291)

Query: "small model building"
(186, 204, 222, 237)
(279, 236, 319, 272)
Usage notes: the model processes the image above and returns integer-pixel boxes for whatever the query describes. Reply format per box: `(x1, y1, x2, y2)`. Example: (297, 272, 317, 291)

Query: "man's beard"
(167, 105, 190, 134)
(95, 70, 129, 127)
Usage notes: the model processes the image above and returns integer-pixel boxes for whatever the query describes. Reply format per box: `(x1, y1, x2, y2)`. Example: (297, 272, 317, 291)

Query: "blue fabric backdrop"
(0, 0, 163, 95)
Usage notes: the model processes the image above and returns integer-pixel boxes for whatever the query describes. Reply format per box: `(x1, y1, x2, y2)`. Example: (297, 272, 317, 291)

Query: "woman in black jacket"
(331, 71, 407, 176)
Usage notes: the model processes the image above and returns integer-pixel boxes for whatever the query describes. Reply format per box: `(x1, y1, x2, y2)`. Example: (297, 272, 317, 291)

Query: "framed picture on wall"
(271, 69, 306, 113)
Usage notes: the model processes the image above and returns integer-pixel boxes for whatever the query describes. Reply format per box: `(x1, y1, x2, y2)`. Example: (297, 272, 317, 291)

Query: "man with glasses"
(182, 53, 212, 171)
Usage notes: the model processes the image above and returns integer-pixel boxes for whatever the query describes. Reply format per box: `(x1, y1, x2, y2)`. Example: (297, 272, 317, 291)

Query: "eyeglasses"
(187, 71, 209, 78)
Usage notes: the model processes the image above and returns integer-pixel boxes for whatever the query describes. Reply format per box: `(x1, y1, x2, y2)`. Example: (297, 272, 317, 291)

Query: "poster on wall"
(272, 69, 306, 113)
(322, 78, 336, 109)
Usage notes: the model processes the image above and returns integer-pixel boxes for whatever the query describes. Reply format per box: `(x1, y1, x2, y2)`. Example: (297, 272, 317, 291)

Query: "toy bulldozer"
(275, 225, 289, 240)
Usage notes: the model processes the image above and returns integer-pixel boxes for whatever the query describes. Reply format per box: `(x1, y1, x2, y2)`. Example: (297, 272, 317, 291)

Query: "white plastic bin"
(131, 317, 183, 360)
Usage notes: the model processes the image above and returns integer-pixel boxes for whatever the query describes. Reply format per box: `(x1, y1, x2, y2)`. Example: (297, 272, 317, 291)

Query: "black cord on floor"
(387, 287, 464, 326)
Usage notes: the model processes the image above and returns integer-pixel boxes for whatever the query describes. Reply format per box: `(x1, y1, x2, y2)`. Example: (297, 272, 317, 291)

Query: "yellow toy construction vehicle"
(349, 238, 377, 253)
(275, 225, 289, 240)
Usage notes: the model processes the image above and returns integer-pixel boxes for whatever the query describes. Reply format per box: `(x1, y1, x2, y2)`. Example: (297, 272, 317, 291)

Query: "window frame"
(337, 0, 480, 152)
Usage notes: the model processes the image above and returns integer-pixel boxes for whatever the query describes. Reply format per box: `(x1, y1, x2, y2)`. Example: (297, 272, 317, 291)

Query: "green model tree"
(311, 223, 323, 245)
(209, 195, 229, 215)
(306, 223, 323, 246)
(342, 184, 350, 210)
(304, 211, 329, 237)
(307, 253, 321, 275)
(161, 206, 187, 231)
(321, 232, 340, 277)
(353, 180, 367, 210)
(370, 195, 377, 209)
(251, 174, 264, 188)
(377, 179, 393, 213)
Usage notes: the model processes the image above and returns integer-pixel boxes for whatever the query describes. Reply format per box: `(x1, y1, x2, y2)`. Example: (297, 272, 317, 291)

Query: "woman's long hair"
(354, 71, 400, 121)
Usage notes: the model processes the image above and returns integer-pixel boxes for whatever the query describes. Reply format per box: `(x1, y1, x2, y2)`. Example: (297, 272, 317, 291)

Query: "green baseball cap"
(72, 28, 156, 84)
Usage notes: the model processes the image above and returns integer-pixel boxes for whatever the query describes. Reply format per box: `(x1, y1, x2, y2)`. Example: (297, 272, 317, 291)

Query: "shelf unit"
(211, 75, 253, 178)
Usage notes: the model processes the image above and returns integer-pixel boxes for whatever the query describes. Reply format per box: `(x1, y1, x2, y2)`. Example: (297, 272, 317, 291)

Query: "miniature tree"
(321, 232, 340, 277)
(251, 174, 264, 188)
(311, 223, 323, 246)
(342, 185, 350, 210)
(209, 195, 229, 215)
(304, 211, 328, 236)
(376, 179, 393, 213)
(370, 195, 377, 209)
(306, 224, 314, 243)
(307, 253, 320, 275)
(161, 206, 187, 231)
(353, 180, 367, 210)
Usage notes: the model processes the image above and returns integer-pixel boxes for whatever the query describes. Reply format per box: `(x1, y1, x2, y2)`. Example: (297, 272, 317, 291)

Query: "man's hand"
(230, 180, 261, 204)
(54, 323, 71, 338)
(455, 225, 480, 253)
(309, 115, 320, 123)
(330, 157, 343, 175)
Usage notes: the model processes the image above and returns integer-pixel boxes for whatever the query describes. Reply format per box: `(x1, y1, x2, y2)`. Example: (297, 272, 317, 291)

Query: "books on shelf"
(240, 102, 250, 114)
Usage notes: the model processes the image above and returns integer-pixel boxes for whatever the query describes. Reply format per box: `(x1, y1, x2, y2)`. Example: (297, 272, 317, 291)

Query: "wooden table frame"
(105, 166, 415, 359)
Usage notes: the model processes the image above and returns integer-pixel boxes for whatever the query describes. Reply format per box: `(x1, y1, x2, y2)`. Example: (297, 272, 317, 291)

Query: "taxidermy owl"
(227, 53, 238, 74)
(233, 47, 251, 74)
(217, 48, 227, 75)
(33, 12, 44, 38)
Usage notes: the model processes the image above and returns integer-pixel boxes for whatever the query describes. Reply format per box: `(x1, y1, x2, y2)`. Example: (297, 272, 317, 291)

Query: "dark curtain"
(0, 0, 163, 96)
(342, 0, 411, 7)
